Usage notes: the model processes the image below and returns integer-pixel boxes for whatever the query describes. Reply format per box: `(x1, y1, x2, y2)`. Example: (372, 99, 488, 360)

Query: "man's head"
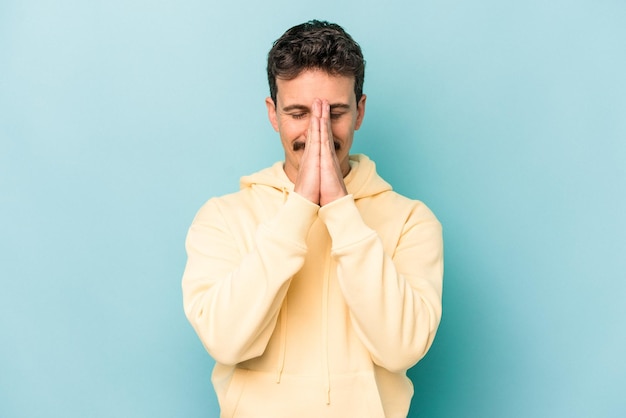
(267, 20, 365, 106)
(265, 21, 367, 182)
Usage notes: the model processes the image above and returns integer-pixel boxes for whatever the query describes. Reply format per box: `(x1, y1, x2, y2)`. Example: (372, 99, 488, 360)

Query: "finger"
(321, 99, 329, 120)
(309, 99, 322, 156)
(304, 109, 314, 155)
(310, 106, 320, 147)
(303, 100, 320, 155)
(312, 98, 322, 119)
(320, 100, 337, 165)
(320, 100, 330, 150)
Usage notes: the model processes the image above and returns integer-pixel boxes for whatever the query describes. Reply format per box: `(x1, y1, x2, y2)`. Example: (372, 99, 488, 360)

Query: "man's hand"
(319, 99, 348, 206)
(293, 100, 321, 205)
(294, 99, 347, 206)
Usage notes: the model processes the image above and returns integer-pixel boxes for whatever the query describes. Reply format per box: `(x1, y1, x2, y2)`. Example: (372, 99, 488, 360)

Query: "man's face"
(265, 70, 366, 182)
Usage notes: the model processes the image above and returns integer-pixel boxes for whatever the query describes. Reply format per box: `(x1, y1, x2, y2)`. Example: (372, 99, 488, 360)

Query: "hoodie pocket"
(220, 369, 386, 418)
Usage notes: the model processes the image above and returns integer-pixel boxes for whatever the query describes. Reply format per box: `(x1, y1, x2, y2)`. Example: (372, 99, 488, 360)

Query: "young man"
(182, 20, 443, 418)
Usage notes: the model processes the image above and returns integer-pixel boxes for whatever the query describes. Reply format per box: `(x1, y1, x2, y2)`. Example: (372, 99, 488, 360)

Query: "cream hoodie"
(182, 154, 443, 418)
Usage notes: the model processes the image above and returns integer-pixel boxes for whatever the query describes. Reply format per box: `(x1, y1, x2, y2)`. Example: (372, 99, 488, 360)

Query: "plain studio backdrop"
(1, 1, 625, 417)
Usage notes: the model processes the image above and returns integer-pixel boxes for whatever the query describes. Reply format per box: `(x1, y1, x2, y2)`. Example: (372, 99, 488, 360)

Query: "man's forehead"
(276, 70, 356, 107)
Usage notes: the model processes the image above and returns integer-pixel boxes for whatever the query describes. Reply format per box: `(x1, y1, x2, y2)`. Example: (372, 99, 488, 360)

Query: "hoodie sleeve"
(318, 194, 443, 372)
(182, 192, 318, 365)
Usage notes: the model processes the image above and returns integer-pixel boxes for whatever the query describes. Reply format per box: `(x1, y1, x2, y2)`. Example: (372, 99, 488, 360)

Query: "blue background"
(1, 1, 625, 417)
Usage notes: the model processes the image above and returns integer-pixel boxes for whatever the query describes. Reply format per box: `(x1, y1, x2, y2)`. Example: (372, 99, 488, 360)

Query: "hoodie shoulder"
(346, 154, 392, 199)
(349, 154, 439, 222)
(239, 161, 294, 192)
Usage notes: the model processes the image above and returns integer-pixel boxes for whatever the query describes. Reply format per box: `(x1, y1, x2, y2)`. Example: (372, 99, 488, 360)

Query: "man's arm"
(183, 99, 330, 366)
(310, 99, 443, 371)
(182, 193, 318, 365)
(319, 197, 443, 372)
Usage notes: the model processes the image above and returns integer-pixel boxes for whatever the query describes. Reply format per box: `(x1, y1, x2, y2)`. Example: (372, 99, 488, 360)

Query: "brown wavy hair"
(267, 20, 365, 105)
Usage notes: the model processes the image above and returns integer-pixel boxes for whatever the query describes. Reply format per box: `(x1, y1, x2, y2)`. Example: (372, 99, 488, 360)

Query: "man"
(182, 20, 443, 418)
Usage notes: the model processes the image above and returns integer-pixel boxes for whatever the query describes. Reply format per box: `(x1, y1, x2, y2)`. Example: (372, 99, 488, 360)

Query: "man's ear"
(354, 94, 367, 131)
(265, 97, 279, 132)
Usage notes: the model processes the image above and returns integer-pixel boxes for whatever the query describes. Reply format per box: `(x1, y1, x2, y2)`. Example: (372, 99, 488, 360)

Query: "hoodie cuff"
(264, 192, 319, 246)
(318, 194, 375, 250)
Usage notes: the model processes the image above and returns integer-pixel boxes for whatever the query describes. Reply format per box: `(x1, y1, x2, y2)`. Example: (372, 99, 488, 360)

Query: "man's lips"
(293, 141, 341, 151)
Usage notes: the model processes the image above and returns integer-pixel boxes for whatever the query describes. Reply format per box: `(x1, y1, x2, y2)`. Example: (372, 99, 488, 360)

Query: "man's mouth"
(293, 141, 341, 151)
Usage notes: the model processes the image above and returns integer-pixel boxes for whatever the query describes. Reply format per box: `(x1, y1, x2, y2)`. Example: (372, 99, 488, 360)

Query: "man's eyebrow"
(282, 104, 309, 112)
(281, 103, 351, 113)
(329, 103, 351, 111)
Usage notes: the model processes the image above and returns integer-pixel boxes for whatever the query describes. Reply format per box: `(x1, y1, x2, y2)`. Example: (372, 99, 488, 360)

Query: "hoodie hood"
(239, 154, 392, 200)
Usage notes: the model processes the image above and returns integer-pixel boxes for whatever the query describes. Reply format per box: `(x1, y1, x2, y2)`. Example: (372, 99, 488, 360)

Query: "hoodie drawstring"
(276, 297, 287, 384)
(322, 256, 331, 404)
